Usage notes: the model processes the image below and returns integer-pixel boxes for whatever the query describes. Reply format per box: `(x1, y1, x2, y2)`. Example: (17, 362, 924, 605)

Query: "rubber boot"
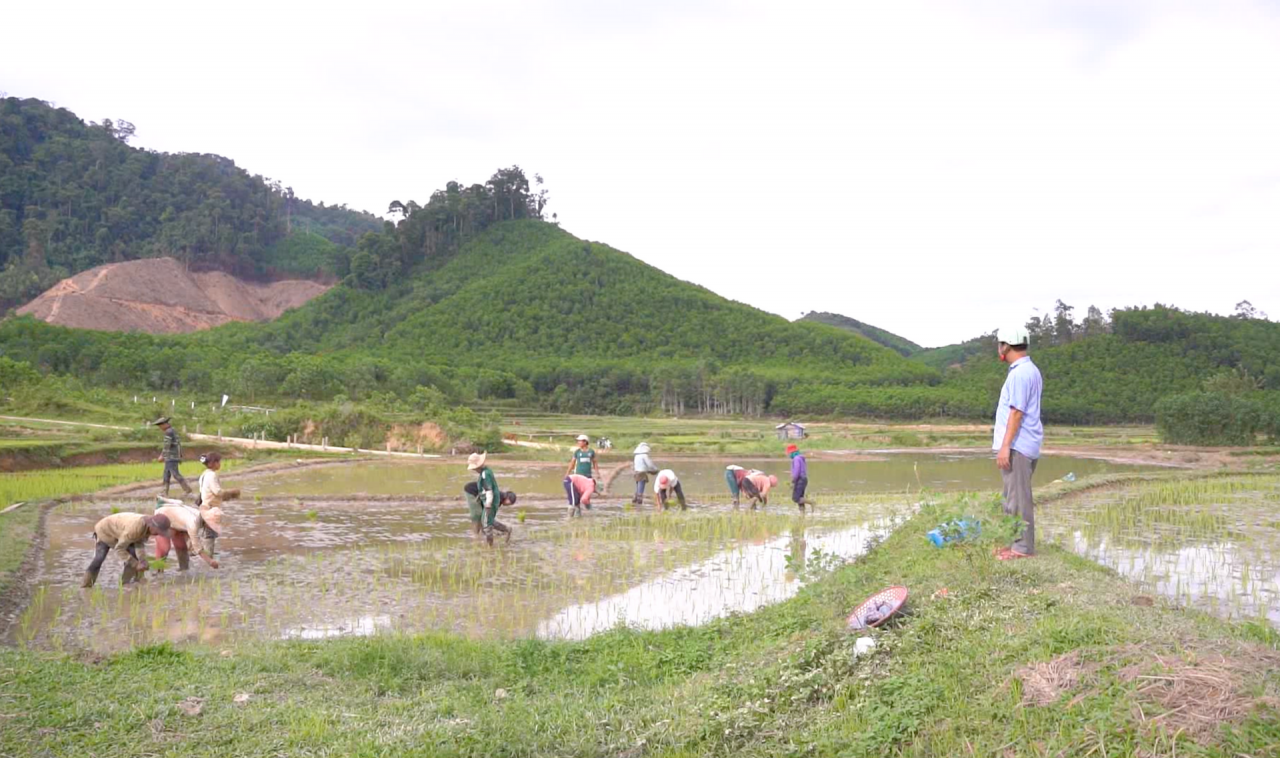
(81, 569, 99, 589)
(121, 564, 141, 585)
(176, 548, 191, 572)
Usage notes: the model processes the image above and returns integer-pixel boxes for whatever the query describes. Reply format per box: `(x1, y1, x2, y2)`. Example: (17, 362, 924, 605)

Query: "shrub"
(1154, 391, 1265, 446)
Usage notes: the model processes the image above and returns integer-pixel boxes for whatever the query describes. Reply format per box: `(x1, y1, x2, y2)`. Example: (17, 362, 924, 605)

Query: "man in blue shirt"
(992, 324, 1043, 559)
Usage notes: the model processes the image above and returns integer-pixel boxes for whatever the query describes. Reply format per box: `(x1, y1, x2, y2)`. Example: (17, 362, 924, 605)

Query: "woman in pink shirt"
(744, 471, 778, 509)
(564, 474, 596, 517)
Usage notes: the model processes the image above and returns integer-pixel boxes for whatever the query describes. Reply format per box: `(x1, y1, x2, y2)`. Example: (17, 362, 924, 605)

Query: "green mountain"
(0, 96, 381, 308)
(0, 215, 939, 416)
(911, 334, 993, 370)
(798, 312, 922, 357)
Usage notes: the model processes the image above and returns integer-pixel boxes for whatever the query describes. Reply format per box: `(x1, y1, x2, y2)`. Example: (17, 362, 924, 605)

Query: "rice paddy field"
(1040, 474, 1280, 625)
(4, 448, 1280, 756)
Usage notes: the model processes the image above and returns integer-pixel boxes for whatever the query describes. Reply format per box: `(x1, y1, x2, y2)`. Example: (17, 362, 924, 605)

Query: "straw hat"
(467, 452, 488, 471)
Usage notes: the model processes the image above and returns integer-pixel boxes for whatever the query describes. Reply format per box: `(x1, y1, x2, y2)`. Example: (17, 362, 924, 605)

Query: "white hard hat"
(997, 324, 1030, 347)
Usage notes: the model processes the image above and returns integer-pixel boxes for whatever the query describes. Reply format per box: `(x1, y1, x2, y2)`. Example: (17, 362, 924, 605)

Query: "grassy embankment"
(2, 484, 1279, 757)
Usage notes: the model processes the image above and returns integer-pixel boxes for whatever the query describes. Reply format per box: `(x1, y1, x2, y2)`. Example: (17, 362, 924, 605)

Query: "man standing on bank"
(154, 417, 192, 497)
(993, 324, 1043, 560)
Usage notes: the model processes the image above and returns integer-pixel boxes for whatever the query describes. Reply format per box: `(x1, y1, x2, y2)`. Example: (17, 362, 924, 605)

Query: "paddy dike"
(17, 257, 330, 334)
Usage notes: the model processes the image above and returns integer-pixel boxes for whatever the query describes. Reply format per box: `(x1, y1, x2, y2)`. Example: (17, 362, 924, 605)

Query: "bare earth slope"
(17, 258, 330, 334)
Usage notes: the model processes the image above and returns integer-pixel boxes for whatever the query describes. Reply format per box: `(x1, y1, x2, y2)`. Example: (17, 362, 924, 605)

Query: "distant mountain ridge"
(798, 311, 922, 356)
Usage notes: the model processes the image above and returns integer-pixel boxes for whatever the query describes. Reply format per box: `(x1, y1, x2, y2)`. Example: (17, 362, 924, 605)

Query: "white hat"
(467, 452, 488, 471)
(576, 435, 590, 442)
(997, 324, 1030, 347)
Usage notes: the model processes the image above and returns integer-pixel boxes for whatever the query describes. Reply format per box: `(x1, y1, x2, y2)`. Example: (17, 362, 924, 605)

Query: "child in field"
(564, 474, 596, 517)
(467, 452, 517, 545)
(653, 469, 687, 511)
(196, 452, 236, 557)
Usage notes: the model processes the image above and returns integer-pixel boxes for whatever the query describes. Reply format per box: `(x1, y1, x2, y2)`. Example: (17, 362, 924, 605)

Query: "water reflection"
(539, 523, 890, 639)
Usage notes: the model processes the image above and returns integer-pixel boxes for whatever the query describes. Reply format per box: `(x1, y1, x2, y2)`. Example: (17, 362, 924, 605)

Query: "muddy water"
(1040, 478, 1280, 625)
(17, 493, 910, 653)
(242, 454, 1145, 499)
(539, 523, 894, 639)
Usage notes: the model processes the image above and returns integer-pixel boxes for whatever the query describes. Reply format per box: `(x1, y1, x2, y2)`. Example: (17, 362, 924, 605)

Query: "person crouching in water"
(653, 469, 687, 512)
(564, 474, 596, 517)
(467, 452, 516, 545)
(153, 497, 221, 571)
(632, 442, 658, 505)
(81, 512, 172, 588)
(744, 470, 778, 509)
(787, 444, 812, 511)
(725, 465, 750, 506)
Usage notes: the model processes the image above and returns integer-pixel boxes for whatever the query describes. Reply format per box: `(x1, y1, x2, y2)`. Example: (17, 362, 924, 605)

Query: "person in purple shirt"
(787, 444, 812, 511)
(993, 324, 1044, 560)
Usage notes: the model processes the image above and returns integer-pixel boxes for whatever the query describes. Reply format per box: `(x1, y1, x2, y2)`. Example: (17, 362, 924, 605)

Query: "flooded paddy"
(16, 490, 910, 653)
(12, 452, 1160, 653)
(1040, 475, 1280, 625)
(242, 453, 1145, 499)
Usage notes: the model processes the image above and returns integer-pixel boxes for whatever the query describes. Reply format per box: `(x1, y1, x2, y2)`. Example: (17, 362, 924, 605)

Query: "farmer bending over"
(564, 473, 596, 517)
(725, 465, 749, 506)
(468, 451, 517, 545)
(744, 470, 778, 509)
(81, 512, 172, 588)
(653, 469, 687, 511)
(154, 497, 221, 571)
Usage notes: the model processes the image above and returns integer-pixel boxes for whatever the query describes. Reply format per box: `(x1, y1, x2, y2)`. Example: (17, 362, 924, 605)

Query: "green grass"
(2, 493, 1278, 756)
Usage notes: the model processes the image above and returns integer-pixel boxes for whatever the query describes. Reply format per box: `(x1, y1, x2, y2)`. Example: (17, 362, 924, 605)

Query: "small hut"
(775, 421, 807, 440)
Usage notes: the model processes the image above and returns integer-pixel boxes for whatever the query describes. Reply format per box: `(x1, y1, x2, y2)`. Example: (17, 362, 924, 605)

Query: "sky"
(3, 0, 1278, 347)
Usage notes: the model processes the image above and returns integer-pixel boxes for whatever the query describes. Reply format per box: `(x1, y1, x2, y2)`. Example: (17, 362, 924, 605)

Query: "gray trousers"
(163, 460, 192, 494)
(1000, 451, 1037, 554)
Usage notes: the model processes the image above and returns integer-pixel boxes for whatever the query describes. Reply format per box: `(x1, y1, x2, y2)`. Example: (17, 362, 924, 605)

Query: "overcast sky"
(4, 0, 1278, 346)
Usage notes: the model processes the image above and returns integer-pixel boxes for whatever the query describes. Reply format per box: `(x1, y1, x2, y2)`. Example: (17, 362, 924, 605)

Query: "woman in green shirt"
(565, 435, 600, 482)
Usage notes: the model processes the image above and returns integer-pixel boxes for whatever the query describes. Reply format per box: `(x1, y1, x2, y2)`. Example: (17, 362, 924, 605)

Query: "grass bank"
(2, 494, 1278, 757)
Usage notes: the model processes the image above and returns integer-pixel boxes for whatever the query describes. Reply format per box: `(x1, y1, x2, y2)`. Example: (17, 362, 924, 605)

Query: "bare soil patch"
(18, 257, 329, 334)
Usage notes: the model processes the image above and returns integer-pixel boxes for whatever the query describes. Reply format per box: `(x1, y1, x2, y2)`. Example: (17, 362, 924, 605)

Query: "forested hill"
(0, 97, 381, 308)
(0, 216, 940, 416)
(798, 312, 922, 356)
